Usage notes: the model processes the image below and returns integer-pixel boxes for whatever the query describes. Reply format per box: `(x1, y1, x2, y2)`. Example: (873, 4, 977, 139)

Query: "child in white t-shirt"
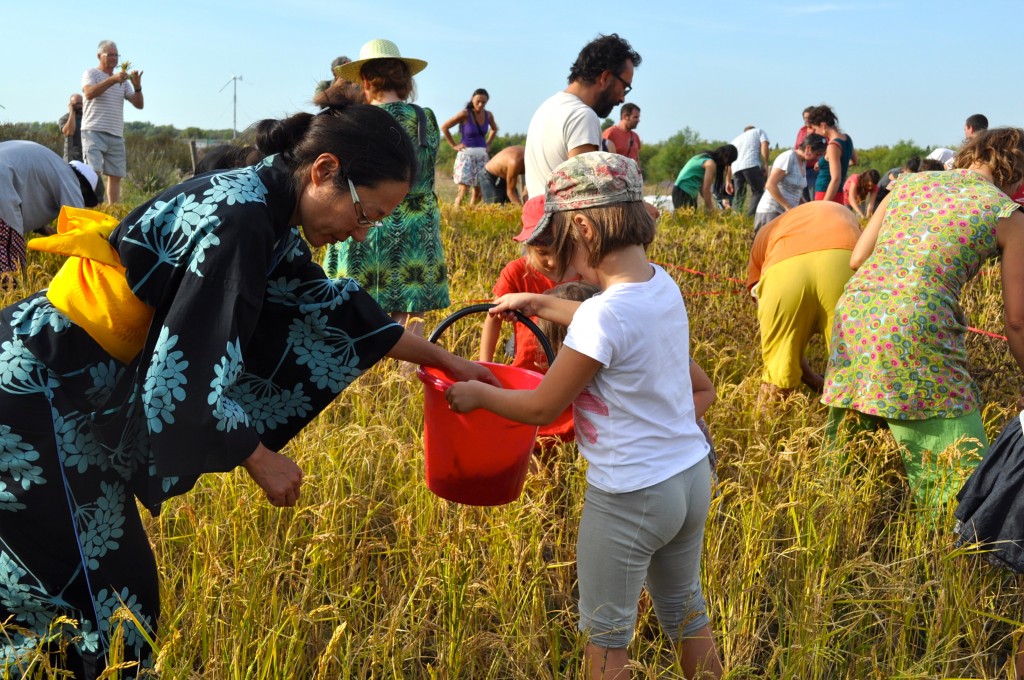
(446, 152, 723, 679)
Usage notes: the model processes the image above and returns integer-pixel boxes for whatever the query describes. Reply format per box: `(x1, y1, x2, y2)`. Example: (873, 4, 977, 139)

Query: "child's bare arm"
(479, 314, 503, 362)
(690, 359, 716, 420)
(491, 293, 581, 326)
(447, 347, 600, 424)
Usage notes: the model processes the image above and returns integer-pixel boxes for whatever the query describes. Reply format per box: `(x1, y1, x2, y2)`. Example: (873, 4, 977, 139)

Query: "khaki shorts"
(82, 129, 127, 177)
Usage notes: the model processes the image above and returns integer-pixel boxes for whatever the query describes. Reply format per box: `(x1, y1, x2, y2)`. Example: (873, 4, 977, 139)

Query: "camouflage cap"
(527, 152, 644, 245)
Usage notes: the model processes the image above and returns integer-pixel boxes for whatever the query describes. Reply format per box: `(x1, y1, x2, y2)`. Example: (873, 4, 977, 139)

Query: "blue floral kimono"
(0, 156, 403, 677)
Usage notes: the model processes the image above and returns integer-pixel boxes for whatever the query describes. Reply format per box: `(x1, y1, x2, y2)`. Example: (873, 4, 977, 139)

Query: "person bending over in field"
(746, 201, 861, 406)
(0, 103, 497, 678)
(823, 127, 1024, 513)
(753, 134, 827, 232)
(955, 407, 1024, 680)
(673, 145, 737, 213)
(843, 169, 881, 220)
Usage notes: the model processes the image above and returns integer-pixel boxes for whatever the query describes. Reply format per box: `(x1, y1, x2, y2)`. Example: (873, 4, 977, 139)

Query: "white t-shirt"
(82, 67, 134, 137)
(524, 91, 601, 198)
(730, 127, 770, 173)
(756, 149, 805, 214)
(927, 147, 957, 169)
(563, 265, 709, 493)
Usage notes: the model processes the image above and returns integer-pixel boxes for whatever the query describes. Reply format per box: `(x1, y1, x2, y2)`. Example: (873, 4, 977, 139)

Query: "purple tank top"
(461, 109, 489, 148)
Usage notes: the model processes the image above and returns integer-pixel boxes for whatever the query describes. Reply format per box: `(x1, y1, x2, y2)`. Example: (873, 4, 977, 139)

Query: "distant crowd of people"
(4, 30, 1024, 680)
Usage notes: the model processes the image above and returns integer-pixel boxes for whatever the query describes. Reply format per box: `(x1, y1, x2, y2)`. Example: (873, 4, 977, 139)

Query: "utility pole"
(219, 75, 243, 139)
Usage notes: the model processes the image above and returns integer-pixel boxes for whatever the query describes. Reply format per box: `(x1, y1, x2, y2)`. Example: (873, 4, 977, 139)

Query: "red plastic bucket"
(417, 304, 555, 506)
(418, 362, 543, 505)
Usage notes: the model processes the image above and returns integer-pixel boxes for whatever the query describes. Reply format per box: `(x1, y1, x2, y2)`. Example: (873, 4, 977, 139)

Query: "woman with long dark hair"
(843, 168, 881, 220)
(672, 144, 738, 212)
(442, 87, 498, 207)
(0, 102, 495, 678)
(808, 104, 855, 203)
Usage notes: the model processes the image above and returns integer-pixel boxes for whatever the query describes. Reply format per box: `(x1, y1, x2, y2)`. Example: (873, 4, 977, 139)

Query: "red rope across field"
(458, 259, 1010, 342)
(967, 326, 1008, 342)
(650, 260, 746, 286)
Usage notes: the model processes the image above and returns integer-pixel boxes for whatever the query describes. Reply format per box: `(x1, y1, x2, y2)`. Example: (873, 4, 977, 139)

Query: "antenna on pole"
(219, 75, 243, 139)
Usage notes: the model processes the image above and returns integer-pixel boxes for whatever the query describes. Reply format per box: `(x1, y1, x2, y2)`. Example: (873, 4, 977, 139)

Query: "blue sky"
(6, 1, 1020, 150)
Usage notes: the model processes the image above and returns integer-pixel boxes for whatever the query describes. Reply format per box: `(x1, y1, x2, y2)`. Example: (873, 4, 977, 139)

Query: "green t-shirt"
(674, 154, 710, 197)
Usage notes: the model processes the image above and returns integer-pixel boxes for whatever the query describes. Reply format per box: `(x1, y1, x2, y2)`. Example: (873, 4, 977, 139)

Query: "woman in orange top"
(746, 201, 861, 403)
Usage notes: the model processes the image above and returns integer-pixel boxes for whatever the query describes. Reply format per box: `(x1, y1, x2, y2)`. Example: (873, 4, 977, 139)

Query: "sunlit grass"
(4, 191, 1023, 679)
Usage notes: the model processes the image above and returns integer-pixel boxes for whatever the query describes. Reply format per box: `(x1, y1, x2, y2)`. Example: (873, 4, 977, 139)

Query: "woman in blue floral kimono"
(0, 104, 495, 678)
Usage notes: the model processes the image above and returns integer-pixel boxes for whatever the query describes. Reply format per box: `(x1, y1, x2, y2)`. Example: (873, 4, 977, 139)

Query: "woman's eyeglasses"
(347, 178, 384, 227)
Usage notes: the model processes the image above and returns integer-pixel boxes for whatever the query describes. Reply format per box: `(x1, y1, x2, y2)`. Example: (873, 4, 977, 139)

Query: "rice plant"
(2, 177, 1021, 679)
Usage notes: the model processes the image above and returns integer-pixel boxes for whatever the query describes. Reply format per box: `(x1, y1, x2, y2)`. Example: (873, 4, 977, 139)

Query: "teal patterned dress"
(322, 102, 451, 313)
(0, 156, 403, 677)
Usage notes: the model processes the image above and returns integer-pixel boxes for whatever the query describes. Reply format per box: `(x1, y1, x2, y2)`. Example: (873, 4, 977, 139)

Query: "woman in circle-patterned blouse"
(822, 127, 1024, 510)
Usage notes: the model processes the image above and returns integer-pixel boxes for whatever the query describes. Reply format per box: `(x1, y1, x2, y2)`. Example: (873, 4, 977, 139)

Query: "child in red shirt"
(480, 195, 579, 440)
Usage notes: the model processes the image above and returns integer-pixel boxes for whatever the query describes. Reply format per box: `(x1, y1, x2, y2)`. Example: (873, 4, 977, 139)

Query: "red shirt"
(1012, 184, 1024, 206)
(494, 257, 559, 373)
(492, 256, 577, 441)
(602, 125, 641, 164)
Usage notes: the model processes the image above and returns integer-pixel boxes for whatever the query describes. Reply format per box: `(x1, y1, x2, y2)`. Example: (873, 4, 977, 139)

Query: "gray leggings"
(576, 460, 713, 648)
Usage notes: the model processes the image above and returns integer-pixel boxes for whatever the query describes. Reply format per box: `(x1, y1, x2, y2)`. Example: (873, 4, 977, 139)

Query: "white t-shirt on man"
(524, 91, 601, 198)
(82, 67, 134, 137)
(756, 149, 806, 215)
(563, 265, 709, 493)
(731, 127, 770, 173)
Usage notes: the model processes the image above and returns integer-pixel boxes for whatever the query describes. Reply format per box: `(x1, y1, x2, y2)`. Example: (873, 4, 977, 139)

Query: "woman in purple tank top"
(442, 88, 499, 207)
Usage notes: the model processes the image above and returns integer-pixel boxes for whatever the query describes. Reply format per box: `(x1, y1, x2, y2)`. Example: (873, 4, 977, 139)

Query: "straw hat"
(335, 39, 427, 81)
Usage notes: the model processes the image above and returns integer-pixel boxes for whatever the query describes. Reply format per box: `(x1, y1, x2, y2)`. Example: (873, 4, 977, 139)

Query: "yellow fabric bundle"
(29, 206, 153, 363)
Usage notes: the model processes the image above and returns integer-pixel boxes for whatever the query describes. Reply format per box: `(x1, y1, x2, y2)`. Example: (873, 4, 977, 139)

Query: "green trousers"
(826, 407, 988, 509)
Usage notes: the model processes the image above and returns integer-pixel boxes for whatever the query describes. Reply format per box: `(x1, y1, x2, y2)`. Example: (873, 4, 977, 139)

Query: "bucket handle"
(427, 303, 556, 367)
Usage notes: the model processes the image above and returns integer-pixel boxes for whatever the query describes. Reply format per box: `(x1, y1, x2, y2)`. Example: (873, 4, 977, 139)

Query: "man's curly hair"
(567, 34, 642, 86)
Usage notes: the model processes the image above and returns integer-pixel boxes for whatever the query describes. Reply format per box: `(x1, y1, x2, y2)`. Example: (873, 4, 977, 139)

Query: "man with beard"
(524, 34, 641, 198)
(603, 103, 642, 173)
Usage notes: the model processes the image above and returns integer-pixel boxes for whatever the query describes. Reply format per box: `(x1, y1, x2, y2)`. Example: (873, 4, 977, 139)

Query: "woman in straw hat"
(322, 39, 448, 339)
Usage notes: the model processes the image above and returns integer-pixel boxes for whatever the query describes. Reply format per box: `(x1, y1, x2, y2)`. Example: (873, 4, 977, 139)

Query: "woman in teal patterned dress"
(822, 128, 1024, 510)
(0, 104, 495, 678)
(323, 39, 449, 338)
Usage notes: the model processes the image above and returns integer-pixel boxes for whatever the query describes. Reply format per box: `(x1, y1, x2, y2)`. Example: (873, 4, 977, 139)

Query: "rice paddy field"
(4, 175, 1024, 679)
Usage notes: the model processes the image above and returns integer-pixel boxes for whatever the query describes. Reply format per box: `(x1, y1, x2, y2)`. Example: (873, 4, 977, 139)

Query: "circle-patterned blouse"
(822, 169, 1020, 420)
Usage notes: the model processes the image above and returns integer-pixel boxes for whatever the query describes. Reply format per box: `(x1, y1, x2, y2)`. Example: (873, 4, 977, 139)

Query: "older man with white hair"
(82, 39, 144, 204)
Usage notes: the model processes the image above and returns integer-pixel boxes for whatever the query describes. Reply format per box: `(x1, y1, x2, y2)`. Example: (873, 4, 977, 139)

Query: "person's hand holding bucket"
(446, 355, 502, 387)
(418, 303, 555, 505)
(487, 292, 546, 321)
(446, 379, 486, 413)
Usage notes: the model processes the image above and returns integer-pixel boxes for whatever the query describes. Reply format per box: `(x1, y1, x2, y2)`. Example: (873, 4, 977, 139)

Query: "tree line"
(2, 120, 934, 192)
